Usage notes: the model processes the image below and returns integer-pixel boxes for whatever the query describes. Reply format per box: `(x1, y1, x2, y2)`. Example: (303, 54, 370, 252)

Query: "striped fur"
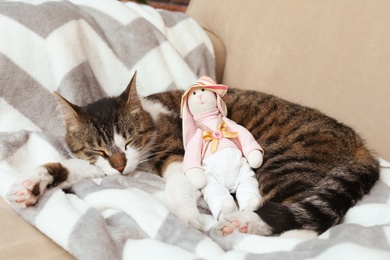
(145, 88, 379, 235)
(59, 82, 379, 235)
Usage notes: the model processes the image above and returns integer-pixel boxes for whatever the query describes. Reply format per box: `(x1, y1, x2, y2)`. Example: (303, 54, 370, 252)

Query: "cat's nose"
(115, 165, 125, 173)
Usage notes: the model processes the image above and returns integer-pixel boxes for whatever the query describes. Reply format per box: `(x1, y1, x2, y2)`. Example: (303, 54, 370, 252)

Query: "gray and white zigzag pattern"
(1, 1, 390, 260)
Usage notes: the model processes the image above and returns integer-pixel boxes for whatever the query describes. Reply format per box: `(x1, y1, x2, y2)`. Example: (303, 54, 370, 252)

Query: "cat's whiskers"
(137, 150, 170, 164)
(140, 142, 169, 151)
(139, 144, 171, 157)
(134, 166, 154, 173)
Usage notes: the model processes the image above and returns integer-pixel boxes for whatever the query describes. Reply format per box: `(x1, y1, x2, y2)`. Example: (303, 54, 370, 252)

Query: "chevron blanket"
(1, 0, 390, 259)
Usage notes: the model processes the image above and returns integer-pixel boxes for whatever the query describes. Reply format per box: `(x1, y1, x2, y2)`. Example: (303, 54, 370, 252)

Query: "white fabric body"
(201, 147, 262, 218)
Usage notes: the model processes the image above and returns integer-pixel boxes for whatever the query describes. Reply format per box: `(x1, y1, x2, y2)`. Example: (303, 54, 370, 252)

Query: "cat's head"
(54, 72, 155, 175)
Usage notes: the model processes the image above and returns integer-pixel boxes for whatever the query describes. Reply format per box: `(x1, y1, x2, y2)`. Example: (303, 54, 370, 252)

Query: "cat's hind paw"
(213, 211, 273, 236)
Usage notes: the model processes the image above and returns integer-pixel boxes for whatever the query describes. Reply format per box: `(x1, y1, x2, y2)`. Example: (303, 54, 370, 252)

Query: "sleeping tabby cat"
(7, 73, 379, 236)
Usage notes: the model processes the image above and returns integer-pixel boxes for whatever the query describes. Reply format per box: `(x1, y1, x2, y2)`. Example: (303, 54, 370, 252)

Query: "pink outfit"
(183, 108, 263, 173)
(181, 76, 264, 219)
(183, 108, 264, 218)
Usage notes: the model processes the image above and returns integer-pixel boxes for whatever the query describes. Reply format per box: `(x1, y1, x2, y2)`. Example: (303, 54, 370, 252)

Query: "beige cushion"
(187, 0, 390, 161)
(0, 198, 74, 259)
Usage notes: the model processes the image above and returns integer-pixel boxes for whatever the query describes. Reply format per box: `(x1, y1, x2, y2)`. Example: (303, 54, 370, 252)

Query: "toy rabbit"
(181, 76, 264, 220)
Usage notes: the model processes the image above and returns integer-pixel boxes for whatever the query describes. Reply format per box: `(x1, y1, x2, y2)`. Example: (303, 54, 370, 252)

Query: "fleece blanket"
(1, 1, 390, 259)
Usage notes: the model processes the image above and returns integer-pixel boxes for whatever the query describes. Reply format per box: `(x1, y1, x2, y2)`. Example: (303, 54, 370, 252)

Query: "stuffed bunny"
(181, 76, 264, 220)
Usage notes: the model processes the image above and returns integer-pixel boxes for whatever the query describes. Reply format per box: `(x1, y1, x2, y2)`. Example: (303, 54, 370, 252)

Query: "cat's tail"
(255, 162, 379, 235)
(254, 201, 302, 235)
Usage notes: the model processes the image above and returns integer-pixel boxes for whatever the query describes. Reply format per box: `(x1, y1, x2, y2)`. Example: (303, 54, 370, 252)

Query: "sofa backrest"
(187, 0, 390, 160)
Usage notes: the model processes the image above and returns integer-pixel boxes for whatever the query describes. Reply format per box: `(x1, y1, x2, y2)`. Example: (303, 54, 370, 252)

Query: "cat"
(6, 72, 380, 236)
(6, 73, 156, 207)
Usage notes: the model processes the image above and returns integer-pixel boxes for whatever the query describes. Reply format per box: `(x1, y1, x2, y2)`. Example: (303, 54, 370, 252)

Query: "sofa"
(0, 0, 389, 259)
(189, 0, 390, 161)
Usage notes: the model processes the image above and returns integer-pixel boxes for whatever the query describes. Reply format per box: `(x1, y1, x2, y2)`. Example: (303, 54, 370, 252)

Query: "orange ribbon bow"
(202, 122, 238, 153)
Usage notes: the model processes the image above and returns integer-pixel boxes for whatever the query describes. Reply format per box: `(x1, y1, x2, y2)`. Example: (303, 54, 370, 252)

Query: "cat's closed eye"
(93, 149, 109, 159)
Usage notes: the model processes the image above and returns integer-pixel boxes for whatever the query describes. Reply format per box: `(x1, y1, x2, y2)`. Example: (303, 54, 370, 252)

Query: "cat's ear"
(54, 92, 81, 130)
(122, 71, 142, 107)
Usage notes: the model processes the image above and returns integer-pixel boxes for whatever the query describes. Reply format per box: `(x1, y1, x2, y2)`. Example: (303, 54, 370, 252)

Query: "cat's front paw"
(213, 211, 273, 236)
(7, 179, 42, 207)
(176, 198, 204, 230)
(6, 167, 53, 207)
(164, 171, 204, 229)
(166, 187, 204, 230)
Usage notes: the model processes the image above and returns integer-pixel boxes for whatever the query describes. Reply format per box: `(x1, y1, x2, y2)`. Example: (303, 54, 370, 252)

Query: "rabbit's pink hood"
(180, 76, 228, 149)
